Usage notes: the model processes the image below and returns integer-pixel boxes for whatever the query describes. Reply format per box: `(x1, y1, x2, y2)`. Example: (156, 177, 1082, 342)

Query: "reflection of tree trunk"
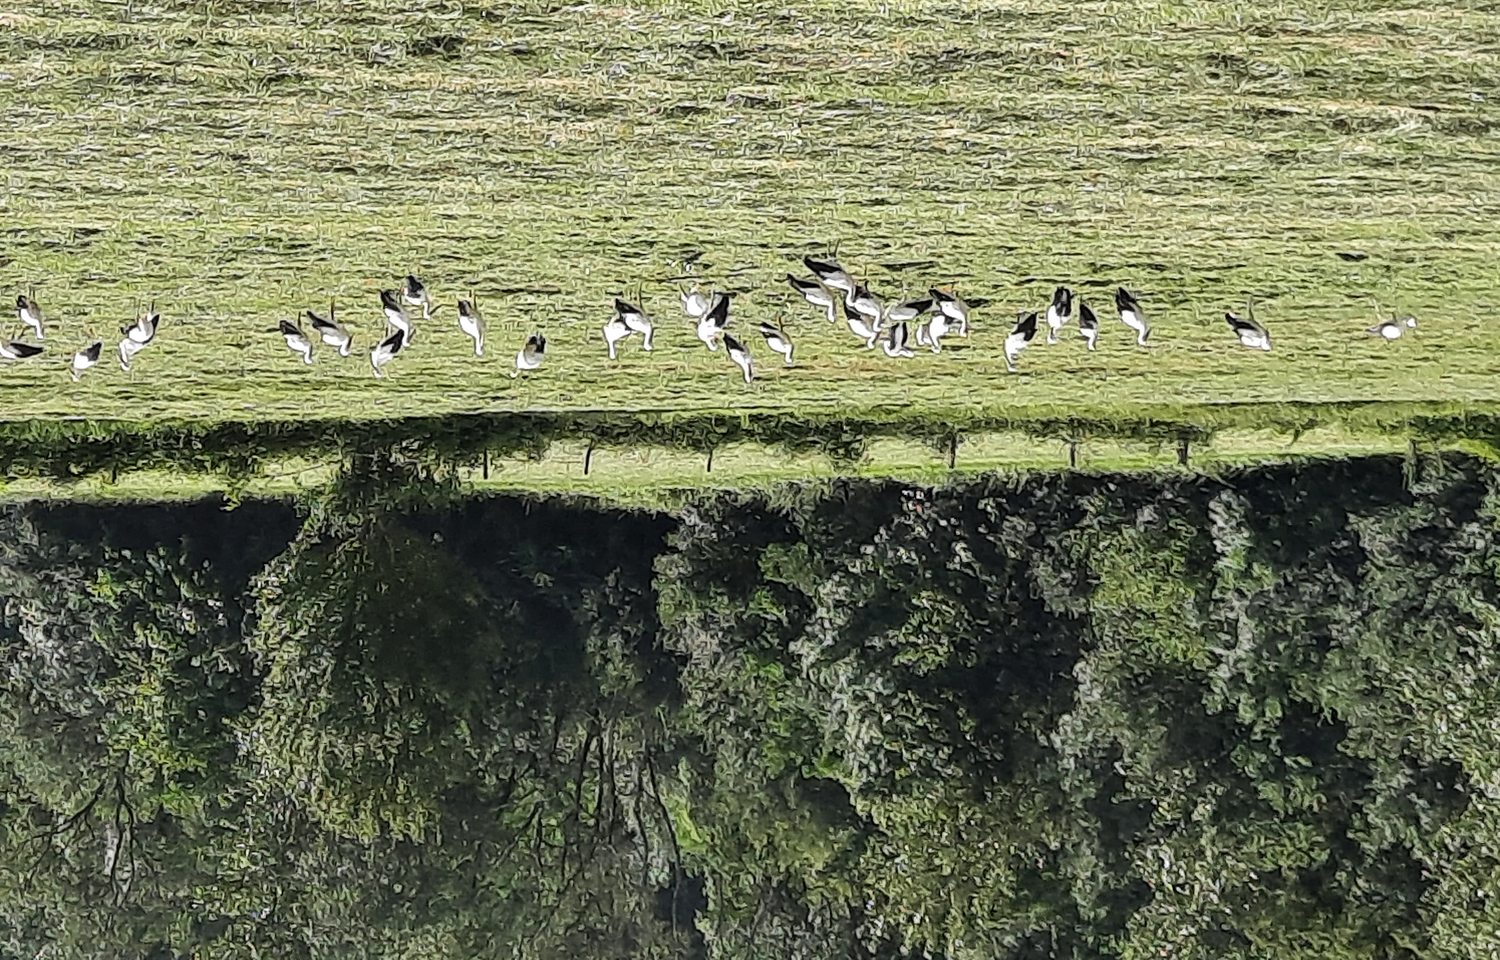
(1177, 439, 1190, 466)
(947, 434, 958, 470)
(482, 450, 490, 480)
(705, 448, 714, 473)
(1068, 440, 1078, 469)
(584, 442, 595, 476)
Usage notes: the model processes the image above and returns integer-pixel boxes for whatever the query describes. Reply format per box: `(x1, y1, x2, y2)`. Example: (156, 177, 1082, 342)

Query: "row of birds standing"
(7, 257, 1419, 384)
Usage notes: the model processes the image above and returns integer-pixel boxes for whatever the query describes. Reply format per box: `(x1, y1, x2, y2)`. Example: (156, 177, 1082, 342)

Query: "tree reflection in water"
(0, 453, 1496, 958)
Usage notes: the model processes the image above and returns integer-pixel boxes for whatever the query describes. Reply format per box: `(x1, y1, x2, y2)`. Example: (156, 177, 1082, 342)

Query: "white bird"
(1078, 302, 1099, 351)
(380, 289, 412, 342)
(680, 285, 712, 320)
(402, 274, 431, 320)
(603, 314, 634, 360)
(513, 332, 547, 376)
(757, 321, 794, 365)
(843, 301, 881, 349)
(457, 294, 485, 356)
(930, 288, 971, 337)
(1045, 286, 1073, 344)
(786, 274, 837, 324)
(885, 296, 933, 324)
(1226, 307, 1272, 351)
(847, 282, 883, 323)
(803, 255, 857, 298)
(16, 290, 44, 341)
(279, 318, 314, 364)
(915, 309, 954, 353)
(1116, 287, 1150, 345)
(724, 332, 754, 384)
(0, 340, 43, 362)
(70, 341, 101, 381)
(1368, 315, 1417, 340)
(1005, 311, 1039, 372)
(882, 321, 914, 358)
(370, 327, 405, 377)
(615, 298, 654, 350)
(696, 293, 730, 351)
(307, 301, 352, 356)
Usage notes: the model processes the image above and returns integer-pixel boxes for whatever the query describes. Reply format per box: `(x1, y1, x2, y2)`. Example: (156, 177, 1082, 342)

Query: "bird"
(882, 321, 914, 358)
(757, 321, 794, 365)
(680, 285, 713, 320)
(306, 301, 352, 356)
(1368, 315, 1417, 340)
(1005, 311, 1039, 372)
(929, 288, 971, 337)
(885, 296, 933, 324)
(513, 332, 547, 376)
(842, 301, 881, 349)
(457, 294, 485, 356)
(380, 289, 412, 341)
(615, 298, 654, 350)
(279, 318, 314, 364)
(786, 274, 837, 323)
(603, 313, 635, 360)
(846, 282, 883, 323)
(16, 290, 44, 341)
(118, 304, 160, 371)
(0, 340, 43, 361)
(724, 332, 754, 383)
(70, 341, 101, 381)
(914, 309, 954, 353)
(1045, 286, 1073, 344)
(370, 327, 405, 377)
(401, 274, 431, 320)
(1078, 302, 1099, 351)
(1226, 307, 1271, 351)
(803, 255, 857, 297)
(1116, 287, 1150, 345)
(696, 292, 731, 351)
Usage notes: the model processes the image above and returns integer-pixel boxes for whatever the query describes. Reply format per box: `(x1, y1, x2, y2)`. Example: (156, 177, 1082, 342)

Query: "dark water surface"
(1, 455, 1496, 958)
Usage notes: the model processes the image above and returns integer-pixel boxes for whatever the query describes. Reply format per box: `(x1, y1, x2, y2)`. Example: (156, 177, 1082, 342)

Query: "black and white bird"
(457, 294, 485, 357)
(16, 290, 44, 341)
(70, 341, 101, 381)
(307, 301, 352, 357)
(513, 332, 546, 376)
(696, 292, 731, 351)
(615, 298, 654, 351)
(370, 327, 405, 377)
(882, 321, 914, 358)
(803, 256, 857, 298)
(885, 296, 932, 324)
(1116, 287, 1150, 345)
(380, 289, 412, 341)
(846, 282, 883, 323)
(724, 332, 753, 384)
(1004, 311, 1039, 372)
(786, 274, 837, 323)
(0, 340, 42, 362)
(929, 288, 971, 337)
(1078, 302, 1099, 351)
(842, 301, 881, 349)
(279, 318, 314, 364)
(118, 304, 160, 371)
(1045, 286, 1073, 344)
(1368, 315, 1417, 340)
(914, 308, 954, 353)
(1225, 306, 1271, 351)
(757, 321, 794, 365)
(402, 274, 431, 320)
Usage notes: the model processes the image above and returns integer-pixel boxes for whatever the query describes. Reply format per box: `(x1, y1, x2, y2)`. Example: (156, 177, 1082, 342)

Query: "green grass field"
(2, 0, 1497, 430)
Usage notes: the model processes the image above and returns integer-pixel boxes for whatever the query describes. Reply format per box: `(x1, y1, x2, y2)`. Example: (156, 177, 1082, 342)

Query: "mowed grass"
(0, 0, 1497, 425)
